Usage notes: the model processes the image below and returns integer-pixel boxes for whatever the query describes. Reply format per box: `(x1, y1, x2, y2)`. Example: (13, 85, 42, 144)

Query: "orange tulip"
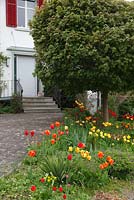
(51, 139, 56, 144)
(98, 151, 104, 159)
(108, 159, 114, 165)
(55, 121, 60, 127)
(103, 161, 109, 168)
(52, 133, 57, 139)
(44, 130, 51, 136)
(99, 164, 104, 170)
(106, 156, 112, 162)
(28, 150, 36, 157)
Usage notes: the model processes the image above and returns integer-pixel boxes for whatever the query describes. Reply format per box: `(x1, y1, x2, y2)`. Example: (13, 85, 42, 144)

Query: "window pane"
(27, 0, 36, 8)
(18, 8, 25, 27)
(27, 9, 34, 25)
(18, 0, 25, 7)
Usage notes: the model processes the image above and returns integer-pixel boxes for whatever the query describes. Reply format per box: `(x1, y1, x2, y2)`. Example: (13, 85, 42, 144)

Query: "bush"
(118, 97, 134, 116)
(0, 105, 13, 113)
(10, 94, 23, 113)
(0, 101, 13, 113)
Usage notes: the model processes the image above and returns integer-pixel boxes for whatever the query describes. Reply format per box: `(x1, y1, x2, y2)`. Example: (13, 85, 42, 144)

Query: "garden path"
(0, 112, 63, 177)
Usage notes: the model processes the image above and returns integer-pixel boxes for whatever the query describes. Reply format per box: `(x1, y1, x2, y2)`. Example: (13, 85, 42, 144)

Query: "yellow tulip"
(68, 146, 73, 152)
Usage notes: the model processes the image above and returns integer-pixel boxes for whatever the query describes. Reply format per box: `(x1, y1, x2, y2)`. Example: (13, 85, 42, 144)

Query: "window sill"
(15, 27, 30, 32)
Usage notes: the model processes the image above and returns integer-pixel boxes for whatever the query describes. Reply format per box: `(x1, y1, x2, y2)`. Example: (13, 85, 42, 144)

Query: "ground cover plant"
(0, 100, 134, 199)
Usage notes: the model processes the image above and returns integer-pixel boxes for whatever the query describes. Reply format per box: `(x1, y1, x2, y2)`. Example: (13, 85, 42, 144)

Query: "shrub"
(118, 97, 134, 116)
(0, 105, 13, 113)
(10, 94, 23, 113)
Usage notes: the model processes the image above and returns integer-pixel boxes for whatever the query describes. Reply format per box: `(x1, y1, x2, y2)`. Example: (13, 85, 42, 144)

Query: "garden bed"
(0, 102, 134, 199)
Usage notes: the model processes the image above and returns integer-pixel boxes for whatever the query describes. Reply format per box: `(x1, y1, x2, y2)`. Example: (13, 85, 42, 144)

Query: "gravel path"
(0, 112, 63, 177)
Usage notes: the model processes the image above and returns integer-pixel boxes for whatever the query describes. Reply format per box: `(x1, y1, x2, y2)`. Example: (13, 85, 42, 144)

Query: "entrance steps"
(22, 97, 61, 113)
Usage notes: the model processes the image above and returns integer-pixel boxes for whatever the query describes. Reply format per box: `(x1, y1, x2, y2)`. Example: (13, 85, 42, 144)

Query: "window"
(6, 0, 43, 27)
(17, 0, 36, 28)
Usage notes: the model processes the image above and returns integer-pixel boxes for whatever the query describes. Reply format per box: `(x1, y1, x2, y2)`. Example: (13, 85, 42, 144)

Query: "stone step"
(22, 96, 61, 113)
(22, 97, 54, 103)
(24, 108, 61, 113)
(23, 103, 57, 107)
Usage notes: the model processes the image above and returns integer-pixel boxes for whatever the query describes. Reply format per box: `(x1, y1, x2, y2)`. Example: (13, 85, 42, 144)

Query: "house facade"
(0, 0, 44, 98)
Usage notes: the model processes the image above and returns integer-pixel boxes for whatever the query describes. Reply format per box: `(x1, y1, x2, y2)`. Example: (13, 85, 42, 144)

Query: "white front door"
(17, 55, 37, 97)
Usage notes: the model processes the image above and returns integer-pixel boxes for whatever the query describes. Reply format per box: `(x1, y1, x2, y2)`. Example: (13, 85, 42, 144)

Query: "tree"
(31, 0, 134, 121)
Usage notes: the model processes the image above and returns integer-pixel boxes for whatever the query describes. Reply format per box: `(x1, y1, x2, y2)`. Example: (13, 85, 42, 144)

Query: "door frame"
(7, 47, 38, 95)
(14, 54, 38, 96)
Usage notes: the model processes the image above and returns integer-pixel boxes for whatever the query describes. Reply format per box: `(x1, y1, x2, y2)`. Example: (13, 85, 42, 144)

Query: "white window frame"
(17, 0, 36, 28)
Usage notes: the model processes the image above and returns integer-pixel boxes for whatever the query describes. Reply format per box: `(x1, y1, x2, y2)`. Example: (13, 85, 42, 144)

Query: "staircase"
(22, 97, 61, 113)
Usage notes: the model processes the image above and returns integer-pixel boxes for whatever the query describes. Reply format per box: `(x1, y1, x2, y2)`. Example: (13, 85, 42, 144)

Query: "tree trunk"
(102, 92, 109, 122)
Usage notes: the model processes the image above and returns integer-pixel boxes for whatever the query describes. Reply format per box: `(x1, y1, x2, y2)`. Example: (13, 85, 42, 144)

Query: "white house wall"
(0, 1, 35, 97)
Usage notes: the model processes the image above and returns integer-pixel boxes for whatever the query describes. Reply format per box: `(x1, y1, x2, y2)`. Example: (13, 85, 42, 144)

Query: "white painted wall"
(0, 1, 36, 97)
(0, 1, 34, 52)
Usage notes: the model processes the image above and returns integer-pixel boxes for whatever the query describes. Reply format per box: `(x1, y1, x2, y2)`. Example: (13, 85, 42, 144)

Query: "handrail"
(0, 80, 23, 99)
(53, 86, 62, 109)
(45, 86, 62, 109)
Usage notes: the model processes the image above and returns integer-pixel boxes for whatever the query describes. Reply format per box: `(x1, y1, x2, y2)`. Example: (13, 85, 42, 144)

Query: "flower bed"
(0, 103, 134, 199)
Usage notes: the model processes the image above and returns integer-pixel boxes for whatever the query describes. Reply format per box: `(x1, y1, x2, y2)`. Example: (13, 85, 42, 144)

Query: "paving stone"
(0, 112, 63, 177)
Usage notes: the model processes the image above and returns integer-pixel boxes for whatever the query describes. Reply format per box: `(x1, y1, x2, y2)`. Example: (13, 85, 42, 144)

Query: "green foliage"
(106, 149, 134, 179)
(0, 53, 6, 95)
(10, 94, 23, 113)
(31, 0, 134, 96)
(118, 97, 134, 116)
(0, 105, 13, 113)
(69, 157, 109, 188)
(108, 94, 120, 115)
(40, 154, 70, 184)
